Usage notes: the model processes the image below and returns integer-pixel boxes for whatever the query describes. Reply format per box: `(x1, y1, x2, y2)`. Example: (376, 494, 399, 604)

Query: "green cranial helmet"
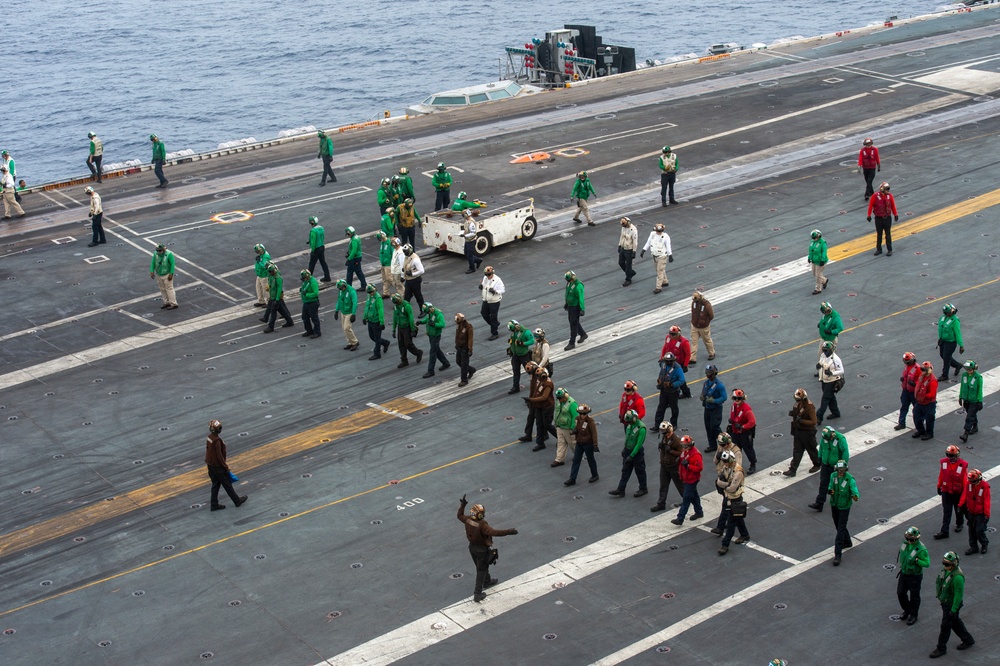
(905, 526, 920, 541)
(820, 301, 832, 313)
(391, 293, 403, 304)
(810, 229, 822, 240)
(662, 146, 671, 153)
(155, 243, 166, 253)
(507, 319, 520, 332)
(554, 388, 567, 399)
(308, 216, 319, 226)
(964, 360, 977, 371)
(942, 551, 959, 566)
(253, 243, 265, 255)
(88, 131, 96, 138)
(149, 134, 158, 141)
(300, 269, 311, 279)
(457, 191, 467, 200)
(437, 162, 446, 171)
(345, 226, 356, 235)
(942, 303, 957, 315)
(718, 432, 732, 446)
(623, 409, 638, 423)
(366, 284, 376, 293)
(317, 130, 326, 137)
(381, 177, 390, 187)
(822, 341, 834, 351)
(267, 262, 278, 274)
(564, 270, 576, 281)
(835, 459, 848, 471)
(375, 231, 387, 241)
(336, 279, 347, 289)
(822, 426, 837, 441)
(421, 302, 434, 313)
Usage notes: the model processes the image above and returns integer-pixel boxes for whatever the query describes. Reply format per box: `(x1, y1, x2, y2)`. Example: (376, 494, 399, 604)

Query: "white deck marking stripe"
(318, 369, 1000, 666)
(37, 190, 70, 209)
(116, 309, 165, 329)
(365, 403, 414, 421)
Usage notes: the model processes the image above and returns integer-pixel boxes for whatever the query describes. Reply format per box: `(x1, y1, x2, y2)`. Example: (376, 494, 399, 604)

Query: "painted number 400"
(397, 498, 424, 511)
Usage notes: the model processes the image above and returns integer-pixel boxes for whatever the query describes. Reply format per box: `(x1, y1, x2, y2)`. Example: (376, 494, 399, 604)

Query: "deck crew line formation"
(4, 16, 1000, 661)
(7, 119, 989, 660)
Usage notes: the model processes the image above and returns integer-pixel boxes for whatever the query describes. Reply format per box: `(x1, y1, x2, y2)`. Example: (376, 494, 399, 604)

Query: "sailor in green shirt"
(506, 319, 535, 394)
(397, 167, 415, 201)
(377, 177, 392, 215)
(344, 226, 367, 290)
(380, 208, 397, 238)
(571, 171, 596, 225)
(307, 216, 331, 282)
(897, 526, 931, 625)
(563, 270, 588, 350)
(658, 145, 679, 206)
(335, 279, 359, 350)
(263, 262, 294, 332)
(149, 243, 178, 309)
(390, 174, 404, 208)
(609, 409, 648, 497)
(827, 459, 859, 565)
(299, 269, 321, 338)
(958, 360, 983, 442)
(391, 293, 423, 367)
(553, 388, 579, 465)
(150, 134, 168, 188)
(929, 551, 975, 657)
(375, 231, 394, 297)
(817, 301, 843, 362)
(432, 162, 452, 211)
(807, 229, 829, 294)
(317, 130, 336, 186)
(252, 243, 271, 307)
(451, 191, 484, 213)
(810, 426, 849, 511)
(362, 284, 390, 359)
(417, 302, 450, 378)
(87, 132, 103, 182)
(937, 303, 964, 381)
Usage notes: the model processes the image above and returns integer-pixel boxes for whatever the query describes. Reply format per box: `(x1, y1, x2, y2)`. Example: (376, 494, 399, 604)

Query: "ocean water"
(10, 0, 948, 185)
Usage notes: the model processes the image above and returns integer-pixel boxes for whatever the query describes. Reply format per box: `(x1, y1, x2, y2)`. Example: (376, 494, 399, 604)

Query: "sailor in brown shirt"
(517, 362, 540, 444)
(566, 403, 600, 485)
(784, 388, 822, 477)
(205, 420, 247, 511)
(457, 495, 517, 602)
(454, 313, 476, 387)
(690, 291, 716, 363)
(527, 367, 557, 451)
(651, 422, 685, 512)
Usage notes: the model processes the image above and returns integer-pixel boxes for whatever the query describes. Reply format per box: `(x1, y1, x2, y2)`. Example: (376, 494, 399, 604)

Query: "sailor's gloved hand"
(564, 304, 569, 311)
(894, 215, 899, 222)
(824, 369, 832, 376)
(959, 399, 964, 407)
(959, 346, 965, 354)
(579, 310, 585, 317)
(937, 488, 942, 496)
(681, 459, 689, 466)
(392, 330, 397, 338)
(668, 255, 674, 263)
(816, 363, 822, 370)
(510, 528, 518, 535)
(640, 250, 646, 259)
(460, 494, 467, 505)
(877, 165, 881, 172)
(867, 216, 872, 222)
(489, 288, 497, 295)
(362, 318, 368, 325)
(334, 311, 339, 320)
(818, 261, 826, 266)
(350, 314, 356, 323)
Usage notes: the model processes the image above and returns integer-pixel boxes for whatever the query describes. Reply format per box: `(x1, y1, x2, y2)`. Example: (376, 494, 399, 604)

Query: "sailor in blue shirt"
(701, 364, 727, 452)
(655, 352, 686, 430)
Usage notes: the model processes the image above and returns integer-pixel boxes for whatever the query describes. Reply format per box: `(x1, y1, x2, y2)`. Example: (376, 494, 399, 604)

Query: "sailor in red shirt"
(896, 352, 921, 431)
(857, 137, 880, 200)
(727, 388, 757, 475)
(959, 469, 990, 555)
(866, 181, 899, 256)
(660, 325, 692, 398)
(934, 445, 968, 539)
(913, 362, 938, 441)
(619, 380, 645, 430)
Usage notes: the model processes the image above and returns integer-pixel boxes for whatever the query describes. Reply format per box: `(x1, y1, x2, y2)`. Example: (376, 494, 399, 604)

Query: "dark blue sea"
(10, 0, 947, 184)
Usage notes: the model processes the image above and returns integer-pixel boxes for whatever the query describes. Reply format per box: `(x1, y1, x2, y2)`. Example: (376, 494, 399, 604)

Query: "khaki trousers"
(381, 266, 395, 295)
(653, 255, 668, 288)
(155, 273, 177, 306)
(342, 314, 358, 345)
(812, 263, 828, 292)
(555, 427, 576, 463)
(255, 276, 269, 304)
(691, 325, 715, 361)
(2, 189, 25, 217)
(575, 198, 592, 224)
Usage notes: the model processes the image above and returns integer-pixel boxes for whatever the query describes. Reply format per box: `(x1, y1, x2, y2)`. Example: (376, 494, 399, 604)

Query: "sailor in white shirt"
(617, 216, 639, 287)
(463, 210, 483, 273)
(401, 244, 426, 311)
(389, 237, 406, 296)
(480, 265, 505, 340)
(817, 341, 845, 423)
(641, 223, 673, 293)
(86, 186, 105, 246)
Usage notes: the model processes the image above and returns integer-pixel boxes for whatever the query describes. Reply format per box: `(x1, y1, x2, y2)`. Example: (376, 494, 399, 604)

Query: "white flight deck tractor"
(421, 197, 537, 256)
